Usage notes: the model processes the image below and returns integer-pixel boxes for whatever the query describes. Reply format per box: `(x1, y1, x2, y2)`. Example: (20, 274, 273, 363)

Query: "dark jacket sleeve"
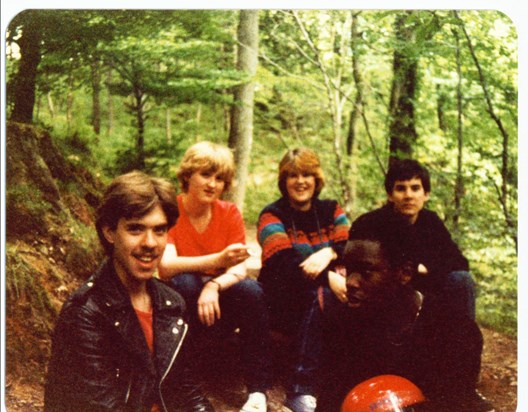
(418, 210, 469, 275)
(44, 302, 129, 412)
(350, 207, 469, 290)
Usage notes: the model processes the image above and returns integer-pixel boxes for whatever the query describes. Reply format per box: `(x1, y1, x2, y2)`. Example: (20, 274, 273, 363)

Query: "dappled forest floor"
(3, 312, 519, 412)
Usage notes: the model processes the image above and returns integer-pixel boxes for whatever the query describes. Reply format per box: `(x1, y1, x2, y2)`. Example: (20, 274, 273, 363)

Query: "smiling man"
(44, 171, 213, 412)
(348, 159, 476, 320)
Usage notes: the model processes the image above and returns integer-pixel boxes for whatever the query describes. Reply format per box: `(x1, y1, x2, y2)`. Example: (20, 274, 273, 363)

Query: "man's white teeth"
(138, 256, 154, 263)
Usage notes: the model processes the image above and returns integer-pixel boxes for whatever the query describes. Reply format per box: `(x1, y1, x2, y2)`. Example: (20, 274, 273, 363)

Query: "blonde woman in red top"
(159, 141, 271, 412)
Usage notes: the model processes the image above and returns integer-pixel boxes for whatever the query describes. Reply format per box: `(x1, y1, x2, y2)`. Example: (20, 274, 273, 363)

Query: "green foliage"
(5, 243, 57, 323)
(64, 216, 104, 280)
(6, 183, 52, 237)
(5, 9, 517, 336)
(469, 246, 517, 336)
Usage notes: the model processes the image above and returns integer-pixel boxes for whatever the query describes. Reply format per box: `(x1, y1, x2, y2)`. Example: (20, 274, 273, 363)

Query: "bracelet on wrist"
(207, 279, 222, 292)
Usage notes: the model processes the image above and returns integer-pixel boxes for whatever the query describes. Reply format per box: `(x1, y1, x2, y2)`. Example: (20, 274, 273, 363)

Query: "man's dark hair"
(384, 159, 431, 194)
(95, 171, 179, 255)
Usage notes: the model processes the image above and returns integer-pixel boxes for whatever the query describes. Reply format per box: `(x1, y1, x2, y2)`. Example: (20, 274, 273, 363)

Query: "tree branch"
(455, 11, 513, 248)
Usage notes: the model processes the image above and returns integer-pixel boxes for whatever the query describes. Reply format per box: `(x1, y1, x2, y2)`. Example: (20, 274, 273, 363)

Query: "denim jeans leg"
(221, 279, 272, 393)
(169, 273, 204, 328)
(444, 270, 477, 320)
(289, 288, 328, 396)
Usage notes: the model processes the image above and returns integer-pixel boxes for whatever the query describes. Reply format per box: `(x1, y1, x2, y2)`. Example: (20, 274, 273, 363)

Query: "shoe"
(284, 394, 317, 412)
(240, 392, 267, 412)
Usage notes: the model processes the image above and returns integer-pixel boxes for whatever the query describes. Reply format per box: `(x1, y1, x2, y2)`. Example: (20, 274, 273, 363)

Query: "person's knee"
(170, 273, 203, 297)
(233, 279, 265, 300)
(446, 270, 476, 292)
(445, 270, 477, 320)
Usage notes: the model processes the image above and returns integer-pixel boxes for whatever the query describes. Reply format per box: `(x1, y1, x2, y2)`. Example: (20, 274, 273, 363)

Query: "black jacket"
(44, 260, 212, 412)
(349, 204, 469, 293)
(317, 295, 483, 411)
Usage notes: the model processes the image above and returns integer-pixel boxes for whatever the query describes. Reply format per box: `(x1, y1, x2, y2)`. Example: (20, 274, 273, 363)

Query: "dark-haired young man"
(317, 231, 494, 411)
(349, 158, 476, 320)
(44, 171, 213, 412)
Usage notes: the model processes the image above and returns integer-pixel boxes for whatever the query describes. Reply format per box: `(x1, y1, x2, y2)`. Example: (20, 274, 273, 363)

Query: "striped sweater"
(257, 197, 350, 284)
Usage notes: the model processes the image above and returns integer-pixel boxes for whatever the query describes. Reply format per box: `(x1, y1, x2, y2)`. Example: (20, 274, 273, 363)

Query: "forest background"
(2, 7, 520, 410)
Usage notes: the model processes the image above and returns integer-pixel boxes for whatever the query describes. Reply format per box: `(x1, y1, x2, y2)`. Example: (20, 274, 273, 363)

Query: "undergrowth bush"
(5, 244, 57, 323)
(6, 183, 52, 238)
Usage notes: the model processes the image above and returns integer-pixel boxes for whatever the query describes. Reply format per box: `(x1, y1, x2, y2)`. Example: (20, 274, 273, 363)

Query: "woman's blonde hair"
(278, 147, 325, 198)
(177, 141, 235, 192)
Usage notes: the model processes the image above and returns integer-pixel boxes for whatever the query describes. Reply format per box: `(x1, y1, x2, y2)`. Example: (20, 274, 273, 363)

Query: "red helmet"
(341, 375, 426, 412)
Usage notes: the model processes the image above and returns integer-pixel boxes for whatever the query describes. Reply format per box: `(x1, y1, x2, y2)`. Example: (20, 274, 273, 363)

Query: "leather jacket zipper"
(158, 323, 188, 412)
(125, 377, 132, 404)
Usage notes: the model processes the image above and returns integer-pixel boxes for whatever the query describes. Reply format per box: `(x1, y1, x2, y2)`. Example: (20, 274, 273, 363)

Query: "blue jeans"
(442, 270, 476, 320)
(288, 287, 329, 396)
(170, 273, 271, 393)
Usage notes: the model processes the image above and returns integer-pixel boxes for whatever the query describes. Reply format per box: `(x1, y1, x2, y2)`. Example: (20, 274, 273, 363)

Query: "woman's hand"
(197, 282, 221, 326)
(328, 268, 348, 303)
(216, 243, 252, 269)
(299, 247, 337, 279)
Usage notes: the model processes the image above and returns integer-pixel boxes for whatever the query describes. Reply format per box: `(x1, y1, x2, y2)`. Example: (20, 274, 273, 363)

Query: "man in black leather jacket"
(44, 171, 213, 412)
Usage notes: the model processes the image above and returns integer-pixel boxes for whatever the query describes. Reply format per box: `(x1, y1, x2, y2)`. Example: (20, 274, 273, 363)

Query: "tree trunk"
(35, 93, 41, 122)
(436, 84, 448, 134)
(196, 104, 202, 139)
(291, 10, 353, 216)
(455, 11, 516, 249)
(166, 107, 172, 144)
(132, 84, 147, 169)
(227, 10, 259, 209)
(347, 12, 363, 157)
(344, 11, 364, 217)
(47, 92, 55, 119)
(66, 71, 74, 135)
(91, 59, 101, 135)
(452, 28, 464, 231)
(106, 69, 114, 136)
(10, 12, 42, 124)
(388, 12, 418, 166)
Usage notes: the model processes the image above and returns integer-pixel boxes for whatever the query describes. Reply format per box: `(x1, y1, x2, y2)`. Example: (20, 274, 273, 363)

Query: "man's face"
(345, 240, 396, 310)
(388, 177, 430, 224)
(103, 204, 169, 288)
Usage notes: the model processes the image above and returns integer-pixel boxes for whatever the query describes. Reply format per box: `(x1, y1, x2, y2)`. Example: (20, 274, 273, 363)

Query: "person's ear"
(102, 225, 116, 245)
(397, 262, 415, 285)
(424, 191, 430, 201)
